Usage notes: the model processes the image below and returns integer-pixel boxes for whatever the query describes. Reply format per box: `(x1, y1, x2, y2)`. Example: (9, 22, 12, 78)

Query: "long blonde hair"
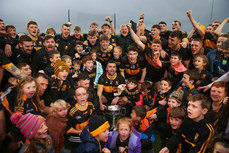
(16, 77, 43, 112)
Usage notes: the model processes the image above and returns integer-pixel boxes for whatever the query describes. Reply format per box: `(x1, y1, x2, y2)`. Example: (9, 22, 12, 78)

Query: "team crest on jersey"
(43, 56, 47, 63)
(116, 81, 119, 85)
(65, 45, 68, 50)
(222, 60, 227, 65)
(202, 74, 206, 79)
(62, 85, 67, 91)
(194, 133, 199, 142)
(48, 138, 52, 148)
(39, 41, 42, 45)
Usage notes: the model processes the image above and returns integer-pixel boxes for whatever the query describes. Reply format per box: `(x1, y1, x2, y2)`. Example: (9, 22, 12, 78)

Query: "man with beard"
(10, 35, 36, 66)
(27, 21, 43, 51)
(31, 35, 56, 73)
(97, 60, 125, 111)
(34, 72, 51, 114)
(116, 24, 134, 55)
(55, 23, 75, 56)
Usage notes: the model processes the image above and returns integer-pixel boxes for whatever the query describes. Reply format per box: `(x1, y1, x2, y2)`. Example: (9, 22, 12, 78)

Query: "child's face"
(84, 60, 94, 71)
(57, 70, 69, 81)
(168, 98, 181, 108)
(182, 74, 193, 87)
(131, 110, 141, 122)
(73, 64, 81, 71)
(23, 81, 36, 98)
(194, 57, 205, 70)
(100, 40, 110, 50)
(169, 117, 183, 130)
(127, 82, 137, 90)
(187, 100, 207, 122)
(213, 143, 229, 153)
(75, 45, 83, 54)
(118, 123, 131, 142)
(210, 86, 226, 103)
(20, 64, 32, 77)
(34, 122, 48, 139)
(170, 55, 181, 66)
(96, 129, 109, 142)
(74, 87, 88, 107)
(65, 58, 72, 68)
(50, 54, 61, 64)
(113, 48, 121, 58)
(56, 107, 68, 118)
(91, 53, 97, 61)
(160, 80, 171, 93)
(141, 89, 149, 96)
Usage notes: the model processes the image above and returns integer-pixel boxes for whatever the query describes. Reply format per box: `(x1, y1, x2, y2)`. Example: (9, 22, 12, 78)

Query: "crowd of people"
(0, 11, 229, 153)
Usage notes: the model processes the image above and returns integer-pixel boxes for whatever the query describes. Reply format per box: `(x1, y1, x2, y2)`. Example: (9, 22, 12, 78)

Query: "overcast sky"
(1, 0, 228, 34)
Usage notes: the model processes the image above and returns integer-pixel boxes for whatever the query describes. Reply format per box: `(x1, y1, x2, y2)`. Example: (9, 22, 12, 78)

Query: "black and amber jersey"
(55, 35, 75, 56)
(14, 95, 41, 115)
(167, 46, 192, 62)
(120, 86, 140, 103)
(0, 49, 13, 68)
(120, 56, 146, 80)
(142, 45, 167, 80)
(98, 72, 125, 97)
(66, 102, 94, 133)
(71, 34, 87, 42)
(166, 117, 214, 153)
(109, 34, 118, 47)
(47, 77, 71, 103)
(161, 62, 184, 87)
(96, 46, 113, 68)
(32, 36, 44, 51)
(204, 32, 217, 49)
(160, 30, 172, 40)
(145, 35, 168, 51)
(82, 68, 96, 87)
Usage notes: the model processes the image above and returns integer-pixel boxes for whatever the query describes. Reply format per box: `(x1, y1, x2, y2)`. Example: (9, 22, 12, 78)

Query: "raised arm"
(127, 23, 144, 50)
(105, 16, 115, 34)
(186, 10, 205, 37)
(213, 17, 229, 36)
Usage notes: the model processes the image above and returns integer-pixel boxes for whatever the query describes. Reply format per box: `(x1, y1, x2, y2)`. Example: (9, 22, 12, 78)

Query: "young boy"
(154, 52, 187, 88)
(73, 40, 85, 60)
(153, 78, 172, 109)
(61, 55, 72, 69)
(47, 59, 71, 103)
(65, 86, 94, 151)
(71, 26, 87, 42)
(140, 81, 157, 110)
(46, 27, 56, 37)
(131, 105, 155, 150)
(44, 50, 61, 77)
(160, 94, 214, 153)
(118, 77, 141, 115)
(75, 115, 111, 153)
(70, 59, 81, 81)
(161, 107, 186, 153)
(82, 55, 96, 87)
(149, 89, 184, 124)
(179, 69, 199, 108)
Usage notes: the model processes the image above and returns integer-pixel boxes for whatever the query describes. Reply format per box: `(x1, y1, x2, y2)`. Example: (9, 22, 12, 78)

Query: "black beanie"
(89, 115, 110, 137)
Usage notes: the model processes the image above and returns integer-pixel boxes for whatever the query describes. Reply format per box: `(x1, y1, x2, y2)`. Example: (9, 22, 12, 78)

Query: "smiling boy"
(160, 94, 214, 153)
